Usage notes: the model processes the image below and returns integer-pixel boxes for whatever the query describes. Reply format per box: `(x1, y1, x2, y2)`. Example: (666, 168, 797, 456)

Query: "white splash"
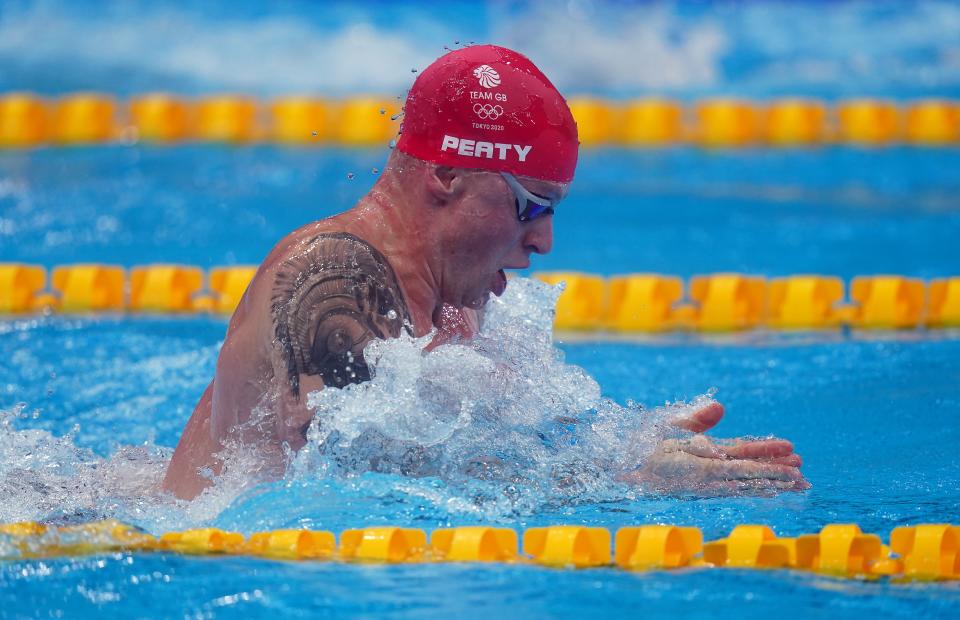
(0, 278, 714, 527)
(293, 278, 706, 512)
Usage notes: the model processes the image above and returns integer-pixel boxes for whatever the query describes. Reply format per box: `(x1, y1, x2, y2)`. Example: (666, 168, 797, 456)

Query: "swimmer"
(163, 45, 807, 500)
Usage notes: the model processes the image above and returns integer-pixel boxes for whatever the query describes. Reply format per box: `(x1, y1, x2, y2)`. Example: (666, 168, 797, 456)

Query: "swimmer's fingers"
(705, 478, 812, 494)
(669, 401, 724, 433)
(719, 438, 796, 460)
(709, 458, 806, 484)
(670, 434, 723, 458)
(767, 454, 803, 467)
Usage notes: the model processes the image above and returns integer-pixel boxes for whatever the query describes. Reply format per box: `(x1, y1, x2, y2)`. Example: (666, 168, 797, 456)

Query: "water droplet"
(390, 113, 402, 121)
(379, 108, 385, 115)
(346, 172, 355, 180)
(411, 68, 418, 73)
(312, 131, 318, 136)
(371, 167, 379, 174)
(389, 139, 397, 149)
(454, 40, 460, 45)
(386, 309, 398, 320)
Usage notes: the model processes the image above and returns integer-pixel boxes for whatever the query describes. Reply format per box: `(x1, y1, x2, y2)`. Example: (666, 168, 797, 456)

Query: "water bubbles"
(411, 68, 418, 73)
(295, 278, 704, 517)
(388, 139, 397, 149)
(311, 131, 318, 137)
(346, 172, 355, 180)
(390, 113, 402, 121)
(371, 167, 380, 175)
(379, 108, 386, 115)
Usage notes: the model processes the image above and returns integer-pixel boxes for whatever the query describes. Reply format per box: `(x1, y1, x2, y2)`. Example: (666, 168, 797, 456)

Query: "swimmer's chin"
(466, 293, 491, 310)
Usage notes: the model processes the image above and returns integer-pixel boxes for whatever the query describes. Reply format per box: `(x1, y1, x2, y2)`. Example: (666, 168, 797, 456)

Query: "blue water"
(3, 0, 960, 617)
(1, 147, 959, 617)
(2, 314, 960, 618)
(2, 146, 960, 277)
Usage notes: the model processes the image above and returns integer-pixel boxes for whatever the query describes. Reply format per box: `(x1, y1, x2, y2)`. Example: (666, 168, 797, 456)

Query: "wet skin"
(162, 154, 808, 499)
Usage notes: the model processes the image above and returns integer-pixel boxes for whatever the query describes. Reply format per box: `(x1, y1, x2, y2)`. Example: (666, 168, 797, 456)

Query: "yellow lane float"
(523, 526, 611, 568)
(245, 529, 336, 561)
(836, 99, 900, 146)
(703, 525, 797, 569)
(928, 277, 960, 327)
(334, 98, 400, 146)
(130, 265, 204, 312)
(794, 524, 897, 577)
(270, 97, 331, 143)
(767, 275, 844, 329)
(620, 98, 683, 146)
(160, 528, 245, 555)
(904, 100, 960, 145)
(51, 93, 116, 144)
(129, 94, 191, 143)
(615, 525, 702, 570)
(890, 524, 960, 580)
(0, 93, 48, 147)
(534, 272, 607, 331)
(339, 527, 427, 563)
(694, 99, 760, 147)
(847, 275, 925, 329)
(567, 97, 618, 146)
(196, 96, 258, 143)
(430, 527, 519, 562)
(686, 273, 767, 331)
(51, 264, 125, 312)
(0, 264, 45, 313)
(764, 99, 827, 146)
(606, 274, 683, 332)
(208, 266, 257, 314)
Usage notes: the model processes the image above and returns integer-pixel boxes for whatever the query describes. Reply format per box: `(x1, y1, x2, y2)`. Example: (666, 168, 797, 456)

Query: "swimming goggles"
(500, 172, 556, 222)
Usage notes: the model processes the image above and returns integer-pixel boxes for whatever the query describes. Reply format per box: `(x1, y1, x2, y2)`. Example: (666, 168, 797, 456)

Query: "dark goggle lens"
(517, 198, 554, 222)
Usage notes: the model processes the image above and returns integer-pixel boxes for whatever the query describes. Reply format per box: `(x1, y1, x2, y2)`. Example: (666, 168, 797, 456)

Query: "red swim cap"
(396, 45, 579, 183)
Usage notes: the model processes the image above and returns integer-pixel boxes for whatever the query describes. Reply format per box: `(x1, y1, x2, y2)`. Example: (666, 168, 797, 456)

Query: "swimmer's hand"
(623, 402, 810, 495)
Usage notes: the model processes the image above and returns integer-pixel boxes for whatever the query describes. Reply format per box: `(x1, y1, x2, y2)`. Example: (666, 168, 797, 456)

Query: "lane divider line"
(2, 520, 958, 581)
(3, 264, 958, 331)
(2, 94, 959, 148)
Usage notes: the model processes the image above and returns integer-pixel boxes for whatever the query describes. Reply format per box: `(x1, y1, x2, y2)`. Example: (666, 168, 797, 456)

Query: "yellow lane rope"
(2, 521, 958, 581)
(2, 94, 959, 147)
(2, 264, 959, 331)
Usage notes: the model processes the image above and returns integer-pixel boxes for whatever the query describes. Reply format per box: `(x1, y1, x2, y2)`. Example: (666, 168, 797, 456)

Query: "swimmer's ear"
(426, 165, 466, 205)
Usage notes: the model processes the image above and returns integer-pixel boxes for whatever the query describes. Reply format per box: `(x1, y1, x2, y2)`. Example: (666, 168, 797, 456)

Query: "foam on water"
(0, 278, 715, 531)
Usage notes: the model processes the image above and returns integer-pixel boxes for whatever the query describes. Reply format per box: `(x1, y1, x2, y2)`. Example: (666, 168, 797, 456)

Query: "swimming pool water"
(1, 146, 960, 618)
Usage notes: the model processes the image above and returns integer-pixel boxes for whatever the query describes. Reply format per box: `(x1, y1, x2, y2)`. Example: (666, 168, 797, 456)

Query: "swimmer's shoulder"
(255, 224, 412, 399)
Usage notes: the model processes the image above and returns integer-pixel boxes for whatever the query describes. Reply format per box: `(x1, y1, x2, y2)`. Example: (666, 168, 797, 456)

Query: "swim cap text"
(440, 135, 532, 162)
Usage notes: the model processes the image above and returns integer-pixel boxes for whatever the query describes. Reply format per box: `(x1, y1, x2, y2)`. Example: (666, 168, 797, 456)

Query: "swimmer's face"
(437, 168, 568, 309)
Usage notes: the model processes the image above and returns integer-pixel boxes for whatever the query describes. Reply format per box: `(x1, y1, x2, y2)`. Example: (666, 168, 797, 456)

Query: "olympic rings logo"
(473, 103, 504, 120)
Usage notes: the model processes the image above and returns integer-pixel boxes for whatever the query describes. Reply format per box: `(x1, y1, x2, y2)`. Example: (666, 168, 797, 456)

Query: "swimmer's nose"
(523, 215, 553, 255)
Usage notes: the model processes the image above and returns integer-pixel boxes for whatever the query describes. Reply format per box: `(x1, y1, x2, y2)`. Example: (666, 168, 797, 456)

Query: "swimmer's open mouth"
(492, 269, 507, 296)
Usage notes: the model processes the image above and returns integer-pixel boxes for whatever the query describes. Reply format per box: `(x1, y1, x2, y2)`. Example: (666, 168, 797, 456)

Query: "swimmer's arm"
(268, 233, 411, 445)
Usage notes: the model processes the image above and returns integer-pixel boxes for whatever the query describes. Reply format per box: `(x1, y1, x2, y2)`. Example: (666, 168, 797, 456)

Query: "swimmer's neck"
(335, 180, 446, 335)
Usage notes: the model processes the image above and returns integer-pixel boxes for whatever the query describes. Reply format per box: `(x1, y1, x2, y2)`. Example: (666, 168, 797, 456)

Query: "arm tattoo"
(271, 232, 411, 398)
